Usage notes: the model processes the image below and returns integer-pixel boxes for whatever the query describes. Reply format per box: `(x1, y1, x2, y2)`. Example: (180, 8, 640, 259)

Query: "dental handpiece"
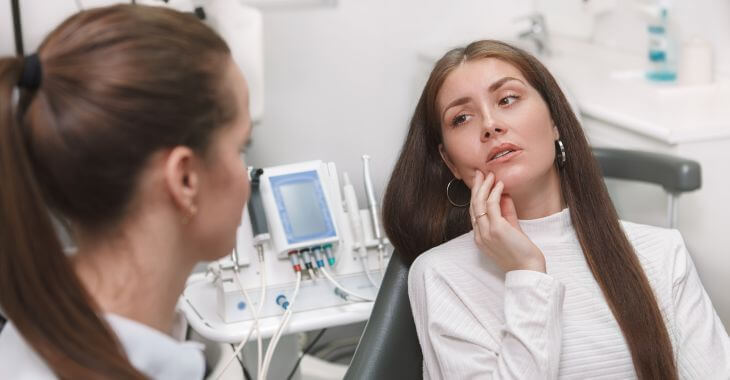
(362, 155, 384, 253)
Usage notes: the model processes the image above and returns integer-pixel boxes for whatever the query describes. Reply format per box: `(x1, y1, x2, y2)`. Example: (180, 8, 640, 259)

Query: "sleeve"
(409, 261, 565, 380)
(670, 230, 730, 378)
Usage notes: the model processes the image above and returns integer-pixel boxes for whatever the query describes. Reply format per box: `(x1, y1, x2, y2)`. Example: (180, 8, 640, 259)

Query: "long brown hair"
(0, 5, 236, 378)
(383, 40, 677, 379)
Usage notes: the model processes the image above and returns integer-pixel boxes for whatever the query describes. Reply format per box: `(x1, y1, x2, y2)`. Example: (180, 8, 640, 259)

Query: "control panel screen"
(270, 171, 336, 244)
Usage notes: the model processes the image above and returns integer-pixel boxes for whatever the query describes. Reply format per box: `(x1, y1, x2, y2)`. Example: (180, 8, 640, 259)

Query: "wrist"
(517, 253, 546, 273)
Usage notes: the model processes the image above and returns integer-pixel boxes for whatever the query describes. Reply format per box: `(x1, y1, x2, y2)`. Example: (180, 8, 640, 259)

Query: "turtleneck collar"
(518, 208, 574, 245)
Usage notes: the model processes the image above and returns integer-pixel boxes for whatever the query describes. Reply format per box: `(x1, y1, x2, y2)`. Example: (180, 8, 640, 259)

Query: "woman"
(382, 40, 730, 379)
(0, 5, 251, 379)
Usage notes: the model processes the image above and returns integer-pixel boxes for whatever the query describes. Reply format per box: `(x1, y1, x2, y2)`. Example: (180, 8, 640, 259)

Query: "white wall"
(3, 0, 729, 328)
(250, 0, 730, 330)
(5, 0, 728, 200)
(1, 1, 89, 55)
(248, 0, 532, 202)
(2, 0, 533, 200)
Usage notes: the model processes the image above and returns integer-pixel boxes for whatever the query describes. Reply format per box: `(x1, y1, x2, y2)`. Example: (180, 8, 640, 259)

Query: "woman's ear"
(438, 143, 461, 179)
(164, 146, 200, 213)
(552, 123, 560, 140)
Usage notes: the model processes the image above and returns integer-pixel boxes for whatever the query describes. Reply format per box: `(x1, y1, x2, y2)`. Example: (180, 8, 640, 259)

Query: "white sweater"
(408, 208, 730, 379)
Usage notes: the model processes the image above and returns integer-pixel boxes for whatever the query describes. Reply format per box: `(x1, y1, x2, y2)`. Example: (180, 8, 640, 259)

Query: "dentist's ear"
(165, 146, 200, 215)
(552, 124, 560, 140)
(439, 143, 461, 179)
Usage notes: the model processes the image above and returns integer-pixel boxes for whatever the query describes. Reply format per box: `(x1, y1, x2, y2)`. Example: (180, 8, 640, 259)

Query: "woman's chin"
(494, 173, 523, 194)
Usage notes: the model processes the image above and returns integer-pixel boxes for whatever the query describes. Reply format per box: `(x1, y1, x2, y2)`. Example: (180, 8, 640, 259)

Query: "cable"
(321, 268, 374, 302)
(10, 0, 23, 55)
(357, 245, 379, 289)
(342, 171, 379, 290)
(254, 249, 267, 375)
(309, 336, 360, 363)
(214, 308, 258, 380)
(214, 251, 267, 380)
(237, 268, 263, 377)
(230, 344, 252, 380)
(260, 271, 302, 380)
(361, 155, 386, 275)
(378, 248, 385, 279)
(260, 272, 302, 379)
(234, 246, 267, 376)
(214, 272, 261, 380)
(285, 329, 327, 380)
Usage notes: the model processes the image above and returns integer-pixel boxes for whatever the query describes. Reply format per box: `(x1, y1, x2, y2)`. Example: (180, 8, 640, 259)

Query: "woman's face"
(437, 58, 559, 196)
(194, 60, 252, 261)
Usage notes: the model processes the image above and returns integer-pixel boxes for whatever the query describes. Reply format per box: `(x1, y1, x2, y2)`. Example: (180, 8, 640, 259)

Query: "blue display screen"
(269, 171, 336, 244)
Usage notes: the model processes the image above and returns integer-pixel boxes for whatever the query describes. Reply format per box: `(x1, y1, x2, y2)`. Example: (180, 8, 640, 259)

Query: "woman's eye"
(451, 114, 471, 126)
(498, 95, 520, 107)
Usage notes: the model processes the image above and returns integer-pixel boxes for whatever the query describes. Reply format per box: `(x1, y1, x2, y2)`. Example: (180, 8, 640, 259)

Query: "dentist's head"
(383, 40, 676, 379)
(0, 5, 250, 378)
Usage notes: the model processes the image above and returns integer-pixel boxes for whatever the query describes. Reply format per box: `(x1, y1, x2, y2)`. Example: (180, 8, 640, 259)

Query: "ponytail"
(0, 57, 144, 378)
(0, 4, 235, 377)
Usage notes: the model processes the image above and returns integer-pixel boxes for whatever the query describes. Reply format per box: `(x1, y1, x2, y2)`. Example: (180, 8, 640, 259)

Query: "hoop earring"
(555, 139, 566, 169)
(446, 178, 469, 207)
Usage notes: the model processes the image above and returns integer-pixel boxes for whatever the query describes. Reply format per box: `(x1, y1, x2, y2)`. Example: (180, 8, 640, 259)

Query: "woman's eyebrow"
(488, 76, 525, 92)
(442, 97, 471, 120)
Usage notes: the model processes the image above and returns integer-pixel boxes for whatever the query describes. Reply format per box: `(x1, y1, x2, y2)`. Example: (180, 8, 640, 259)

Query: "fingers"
(500, 194, 520, 229)
(473, 172, 495, 238)
(485, 181, 504, 225)
(469, 170, 484, 221)
(474, 171, 495, 216)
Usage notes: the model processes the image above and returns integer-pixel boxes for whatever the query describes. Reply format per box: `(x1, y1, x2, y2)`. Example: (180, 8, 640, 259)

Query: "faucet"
(517, 12, 551, 57)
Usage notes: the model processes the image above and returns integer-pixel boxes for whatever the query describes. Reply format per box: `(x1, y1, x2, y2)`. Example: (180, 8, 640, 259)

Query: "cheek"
(498, 137, 556, 191)
(208, 155, 249, 222)
(229, 156, 250, 211)
(518, 104, 556, 163)
(443, 130, 483, 171)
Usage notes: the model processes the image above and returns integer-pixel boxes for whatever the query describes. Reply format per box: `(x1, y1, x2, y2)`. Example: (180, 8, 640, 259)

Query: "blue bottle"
(646, 6, 677, 82)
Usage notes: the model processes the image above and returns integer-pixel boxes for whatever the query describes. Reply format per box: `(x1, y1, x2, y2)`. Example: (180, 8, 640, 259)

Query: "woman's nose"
(481, 115, 507, 141)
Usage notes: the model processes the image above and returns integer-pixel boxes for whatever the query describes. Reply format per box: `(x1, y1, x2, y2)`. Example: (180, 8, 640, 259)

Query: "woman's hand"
(470, 170, 546, 273)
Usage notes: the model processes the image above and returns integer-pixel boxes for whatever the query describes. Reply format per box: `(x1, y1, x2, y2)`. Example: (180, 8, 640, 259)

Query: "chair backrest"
(592, 147, 701, 194)
(344, 147, 701, 380)
(344, 252, 423, 380)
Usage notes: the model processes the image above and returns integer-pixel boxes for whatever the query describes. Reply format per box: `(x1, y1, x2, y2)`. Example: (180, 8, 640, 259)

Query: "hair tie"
(18, 53, 42, 89)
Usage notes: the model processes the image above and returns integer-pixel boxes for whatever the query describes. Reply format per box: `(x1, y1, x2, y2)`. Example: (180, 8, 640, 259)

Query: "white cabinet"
(546, 36, 730, 329)
(582, 115, 730, 330)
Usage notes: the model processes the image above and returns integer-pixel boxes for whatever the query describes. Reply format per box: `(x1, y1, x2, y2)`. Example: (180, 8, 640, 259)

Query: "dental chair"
(343, 147, 701, 380)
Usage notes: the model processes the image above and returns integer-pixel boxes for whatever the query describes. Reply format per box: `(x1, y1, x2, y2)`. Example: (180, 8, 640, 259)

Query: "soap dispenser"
(646, 1, 677, 82)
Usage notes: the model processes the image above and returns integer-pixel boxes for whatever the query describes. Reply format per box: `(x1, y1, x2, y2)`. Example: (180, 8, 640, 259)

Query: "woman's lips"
(487, 149, 522, 165)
